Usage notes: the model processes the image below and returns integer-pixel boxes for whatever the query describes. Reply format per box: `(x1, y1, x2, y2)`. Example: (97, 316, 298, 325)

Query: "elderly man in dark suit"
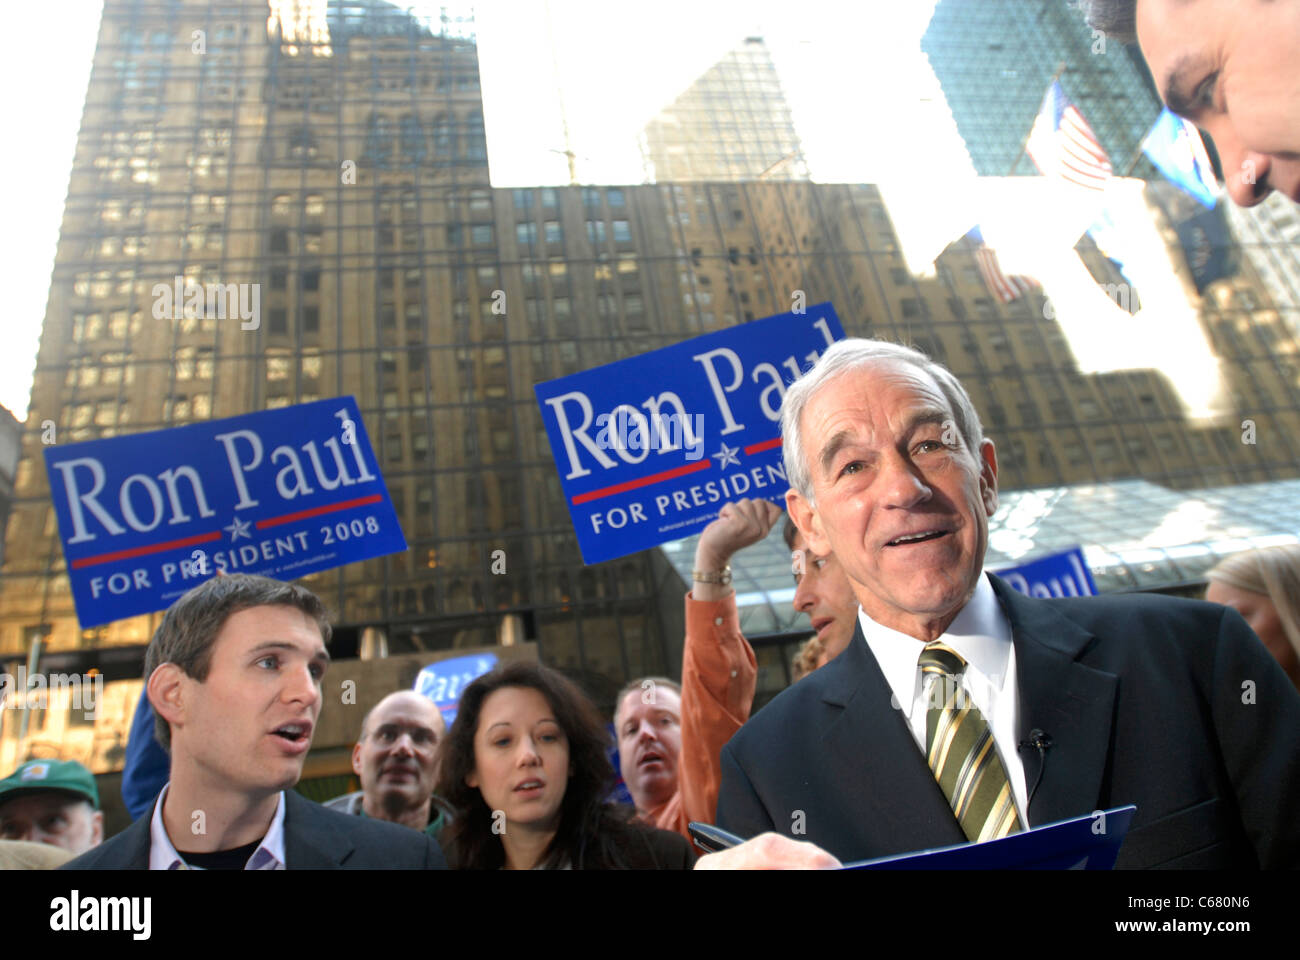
(716, 338, 1300, 868)
(64, 574, 445, 870)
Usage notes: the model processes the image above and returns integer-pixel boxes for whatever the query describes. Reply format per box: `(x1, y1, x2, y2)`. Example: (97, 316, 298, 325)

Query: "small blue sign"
(993, 546, 1097, 598)
(44, 396, 406, 628)
(414, 653, 499, 725)
(606, 723, 634, 806)
(534, 305, 845, 564)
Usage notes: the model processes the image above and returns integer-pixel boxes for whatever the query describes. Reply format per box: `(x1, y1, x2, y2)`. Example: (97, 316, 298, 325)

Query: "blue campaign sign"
(534, 304, 845, 564)
(44, 397, 407, 628)
(606, 726, 634, 807)
(414, 653, 499, 725)
(992, 546, 1097, 598)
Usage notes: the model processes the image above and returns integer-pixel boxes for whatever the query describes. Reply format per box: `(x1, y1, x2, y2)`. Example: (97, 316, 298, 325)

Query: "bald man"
(325, 691, 451, 835)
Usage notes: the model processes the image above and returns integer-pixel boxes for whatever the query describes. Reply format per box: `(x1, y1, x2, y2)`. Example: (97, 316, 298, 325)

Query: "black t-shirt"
(176, 838, 264, 870)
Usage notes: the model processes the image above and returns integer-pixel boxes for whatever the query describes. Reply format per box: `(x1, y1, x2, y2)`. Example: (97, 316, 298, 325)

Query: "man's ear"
(351, 740, 365, 778)
(977, 439, 999, 516)
(90, 810, 104, 846)
(465, 768, 479, 790)
(147, 663, 186, 738)
(786, 487, 831, 557)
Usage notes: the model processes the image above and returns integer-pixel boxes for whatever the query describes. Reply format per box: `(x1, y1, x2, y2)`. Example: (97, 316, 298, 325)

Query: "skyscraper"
(922, 0, 1161, 178)
(641, 36, 807, 183)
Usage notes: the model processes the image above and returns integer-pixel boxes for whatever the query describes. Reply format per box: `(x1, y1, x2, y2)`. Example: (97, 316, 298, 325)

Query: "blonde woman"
(1206, 544, 1300, 690)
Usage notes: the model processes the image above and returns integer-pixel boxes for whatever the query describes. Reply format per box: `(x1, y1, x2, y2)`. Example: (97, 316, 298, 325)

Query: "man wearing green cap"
(0, 759, 103, 856)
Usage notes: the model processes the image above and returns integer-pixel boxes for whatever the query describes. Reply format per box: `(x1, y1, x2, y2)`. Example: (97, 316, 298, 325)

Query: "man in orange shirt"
(615, 497, 860, 839)
(614, 499, 778, 837)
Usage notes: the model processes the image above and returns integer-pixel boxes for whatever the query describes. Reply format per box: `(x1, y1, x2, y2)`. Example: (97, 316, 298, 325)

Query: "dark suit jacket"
(614, 823, 697, 870)
(61, 789, 447, 869)
(717, 574, 1300, 869)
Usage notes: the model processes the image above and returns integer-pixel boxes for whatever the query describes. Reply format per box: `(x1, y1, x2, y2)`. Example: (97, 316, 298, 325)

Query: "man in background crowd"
(0, 759, 102, 856)
(326, 689, 453, 835)
(614, 499, 776, 837)
(785, 518, 860, 679)
(617, 497, 862, 838)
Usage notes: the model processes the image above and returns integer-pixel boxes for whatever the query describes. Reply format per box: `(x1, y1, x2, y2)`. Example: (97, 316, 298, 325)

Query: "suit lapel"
(820, 619, 967, 853)
(989, 575, 1118, 827)
(282, 790, 355, 868)
(119, 807, 153, 869)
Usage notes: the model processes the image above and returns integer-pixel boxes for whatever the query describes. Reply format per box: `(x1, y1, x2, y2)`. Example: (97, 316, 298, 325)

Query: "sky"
(0, 1, 105, 419)
(0, 1, 1217, 425)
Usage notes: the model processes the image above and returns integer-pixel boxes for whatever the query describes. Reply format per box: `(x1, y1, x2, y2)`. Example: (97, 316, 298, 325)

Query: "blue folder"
(844, 805, 1137, 870)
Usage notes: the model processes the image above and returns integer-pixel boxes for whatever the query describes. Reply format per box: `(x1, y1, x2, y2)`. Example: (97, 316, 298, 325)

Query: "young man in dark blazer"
(64, 574, 446, 870)
(716, 338, 1300, 868)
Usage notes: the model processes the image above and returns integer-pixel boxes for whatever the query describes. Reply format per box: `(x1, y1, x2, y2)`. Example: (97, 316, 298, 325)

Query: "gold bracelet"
(692, 566, 732, 586)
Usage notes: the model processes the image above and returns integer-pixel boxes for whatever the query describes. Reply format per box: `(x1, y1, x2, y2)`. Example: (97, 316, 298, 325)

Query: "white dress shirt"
(148, 783, 287, 870)
(857, 572, 1029, 825)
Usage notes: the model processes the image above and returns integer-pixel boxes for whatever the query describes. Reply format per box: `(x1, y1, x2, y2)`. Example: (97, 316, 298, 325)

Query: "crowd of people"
(4, 0, 1300, 870)
(5, 334, 1299, 870)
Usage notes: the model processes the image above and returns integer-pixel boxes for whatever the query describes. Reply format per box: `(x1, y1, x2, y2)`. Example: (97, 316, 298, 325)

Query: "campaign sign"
(606, 724, 634, 806)
(44, 397, 406, 628)
(992, 546, 1097, 598)
(414, 653, 499, 725)
(535, 304, 844, 564)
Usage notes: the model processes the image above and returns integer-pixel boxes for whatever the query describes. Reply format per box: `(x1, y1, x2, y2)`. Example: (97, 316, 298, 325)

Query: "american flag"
(1026, 80, 1113, 191)
(966, 227, 1041, 304)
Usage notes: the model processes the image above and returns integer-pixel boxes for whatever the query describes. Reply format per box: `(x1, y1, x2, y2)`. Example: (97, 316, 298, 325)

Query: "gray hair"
(780, 338, 985, 502)
(145, 573, 331, 749)
(1081, 0, 1137, 43)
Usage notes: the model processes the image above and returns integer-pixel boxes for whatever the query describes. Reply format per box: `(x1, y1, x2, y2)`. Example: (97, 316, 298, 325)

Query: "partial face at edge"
(1135, 0, 1300, 206)
(790, 530, 860, 664)
(1206, 579, 1300, 685)
(0, 793, 103, 854)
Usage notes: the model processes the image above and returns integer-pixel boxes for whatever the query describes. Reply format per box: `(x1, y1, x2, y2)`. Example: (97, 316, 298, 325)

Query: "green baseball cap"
(0, 759, 99, 809)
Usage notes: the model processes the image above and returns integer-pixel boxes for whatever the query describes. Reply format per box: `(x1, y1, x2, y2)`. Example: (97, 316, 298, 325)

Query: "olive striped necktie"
(918, 642, 1023, 843)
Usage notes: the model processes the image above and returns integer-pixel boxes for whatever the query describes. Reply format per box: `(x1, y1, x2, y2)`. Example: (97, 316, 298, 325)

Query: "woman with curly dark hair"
(435, 661, 696, 870)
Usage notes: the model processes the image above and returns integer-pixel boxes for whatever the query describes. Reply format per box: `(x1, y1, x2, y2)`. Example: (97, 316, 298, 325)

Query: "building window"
(465, 110, 487, 162)
(400, 114, 426, 164)
(433, 113, 455, 160)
